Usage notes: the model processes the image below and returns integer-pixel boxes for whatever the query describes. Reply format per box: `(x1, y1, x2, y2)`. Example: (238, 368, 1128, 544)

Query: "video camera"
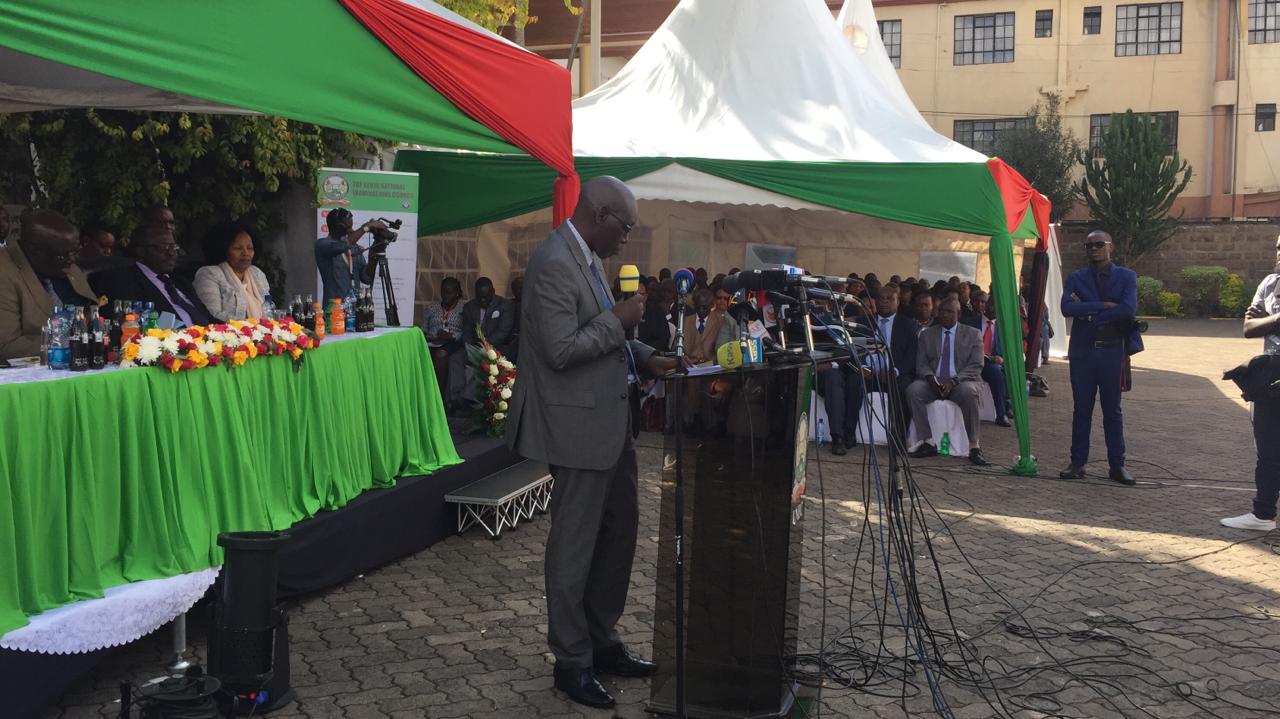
(369, 217, 402, 244)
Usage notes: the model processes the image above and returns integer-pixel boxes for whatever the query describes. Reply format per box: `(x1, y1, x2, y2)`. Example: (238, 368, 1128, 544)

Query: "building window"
(1250, 0, 1280, 44)
(1036, 9, 1054, 37)
(1115, 3, 1182, 56)
(1259, 104, 1277, 132)
(1084, 6, 1102, 34)
(878, 20, 902, 68)
(954, 13, 1015, 65)
(1089, 112, 1179, 156)
(954, 118, 1028, 156)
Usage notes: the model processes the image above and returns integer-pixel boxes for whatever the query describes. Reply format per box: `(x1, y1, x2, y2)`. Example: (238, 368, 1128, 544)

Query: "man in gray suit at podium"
(506, 176, 676, 709)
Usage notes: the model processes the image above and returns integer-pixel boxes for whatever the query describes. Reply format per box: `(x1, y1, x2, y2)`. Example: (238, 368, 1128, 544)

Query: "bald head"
(937, 298, 961, 329)
(570, 176, 637, 260)
(1084, 229, 1114, 267)
(19, 209, 79, 278)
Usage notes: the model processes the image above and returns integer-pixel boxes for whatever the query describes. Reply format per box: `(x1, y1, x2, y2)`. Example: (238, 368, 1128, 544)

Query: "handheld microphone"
(673, 268, 695, 297)
(619, 264, 641, 297)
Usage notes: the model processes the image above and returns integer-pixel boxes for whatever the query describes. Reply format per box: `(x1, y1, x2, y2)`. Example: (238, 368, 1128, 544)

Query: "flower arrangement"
(466, 328, 516, 437)
(120, 318, 319, 373)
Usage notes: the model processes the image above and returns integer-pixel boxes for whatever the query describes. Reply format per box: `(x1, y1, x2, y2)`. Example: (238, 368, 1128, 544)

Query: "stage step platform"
(446, 460, 552, 538)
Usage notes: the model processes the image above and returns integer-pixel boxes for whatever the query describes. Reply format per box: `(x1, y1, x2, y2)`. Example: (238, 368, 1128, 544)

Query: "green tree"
(992, 94, 1080, 223)
(439, 0, 535, 33)
(1075, 110, 1193, 266)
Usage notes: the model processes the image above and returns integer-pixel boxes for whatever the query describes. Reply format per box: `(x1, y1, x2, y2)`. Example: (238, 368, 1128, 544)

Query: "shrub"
(1136, 276, 1164, 315)
(1179, 265, 1229, 317)
(1218, 273, 1248, 317)
(1158, 290, 1182, 318)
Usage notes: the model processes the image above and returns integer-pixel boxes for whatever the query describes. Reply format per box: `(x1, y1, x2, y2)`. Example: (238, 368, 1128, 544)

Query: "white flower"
(500, 388, 512, 400)
(485, 348, 498, 361)
(199, 341, 216, 355)
(493, 412, 506, 420)
(498, 358, 514, 370)
(160, 334, 181, 355)
(489, 364, 499, 376)
(498, 401, 508, 411)
(486, 376, 497, 386)
(137, 336, 163, 364)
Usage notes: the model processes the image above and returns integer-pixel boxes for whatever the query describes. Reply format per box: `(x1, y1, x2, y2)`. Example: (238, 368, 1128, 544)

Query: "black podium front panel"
(648, 361, 810, 719)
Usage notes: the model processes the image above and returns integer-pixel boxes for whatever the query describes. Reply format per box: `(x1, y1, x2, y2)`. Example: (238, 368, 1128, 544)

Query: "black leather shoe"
(1109, 466, 1136, 486)
(831, 438, 847, 456)
(995, 415, 1011, 427)
(969, 448, 989, 466)
(1059, 464, 1086, 479)
(908, 443, 938, 459)
(553, 664, 615, 709)
(593, 644, 657, 678)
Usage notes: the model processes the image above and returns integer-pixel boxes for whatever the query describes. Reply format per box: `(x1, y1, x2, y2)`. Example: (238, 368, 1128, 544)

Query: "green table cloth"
(0, 327, 460, 635)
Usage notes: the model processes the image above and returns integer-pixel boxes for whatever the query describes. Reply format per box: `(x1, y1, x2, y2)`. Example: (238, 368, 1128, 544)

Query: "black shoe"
(969, 448, 989, 466)
(553, 664, 615, 708)
(831, 438, 847, 456)
(1059, 464, 1086, 479)
(846, 435, 858, 448)
(995, 415, 1011, 427)
(1109, 466, 1136, 486)
(593, 644, 657, 678)
(908, 443, 938, 459)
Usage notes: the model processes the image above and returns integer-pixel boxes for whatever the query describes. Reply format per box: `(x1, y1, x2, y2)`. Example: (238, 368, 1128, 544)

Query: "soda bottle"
(143, 301, 158, 331)
(91, 313, 107, 369)
(69, 307, 89, 372)
(344, 292, 356, 333)
(939, 432, 952, 457)
(120, 313, 141, 348)
(289, 294, 303, 322)
(110, 300, 125, 353)
(48, 307, 70, 370)
(313, 301, 326, 339)
(330, 298, 345, 335)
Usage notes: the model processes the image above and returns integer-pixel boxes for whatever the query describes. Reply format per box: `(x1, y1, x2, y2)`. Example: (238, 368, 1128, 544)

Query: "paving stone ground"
(43, 319, 1280, 718)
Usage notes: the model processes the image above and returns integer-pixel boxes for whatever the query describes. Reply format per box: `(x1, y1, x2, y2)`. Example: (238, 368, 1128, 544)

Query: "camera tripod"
(369, 250, 399, 327)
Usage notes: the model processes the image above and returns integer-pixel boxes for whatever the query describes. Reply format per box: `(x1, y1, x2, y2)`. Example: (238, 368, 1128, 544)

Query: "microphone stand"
(671, 287, 689, 718)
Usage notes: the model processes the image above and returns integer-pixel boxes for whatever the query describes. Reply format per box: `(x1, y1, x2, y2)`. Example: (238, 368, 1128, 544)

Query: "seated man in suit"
(0, 209, 97, 361)
(912, 291, 935, 328)
(681, 288, 717, 365)
(906, 298, 989, 465)
(447, 276, 516, 409)
(91, 223, 214, 327)
(848, 283, 919, 450)
(813, 296, 856, 454)
(971, 291, 1011, 427)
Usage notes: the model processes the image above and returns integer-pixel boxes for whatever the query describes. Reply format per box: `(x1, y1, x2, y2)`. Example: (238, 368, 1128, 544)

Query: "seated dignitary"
(906, 298, 989, 465)
(0, 209, 96, 361)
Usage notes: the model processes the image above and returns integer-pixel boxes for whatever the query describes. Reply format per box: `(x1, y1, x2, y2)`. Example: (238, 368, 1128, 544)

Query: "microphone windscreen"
(716, 341, 743, 370)
(673, 268, 695, 294)
(619, 264, 641, 294)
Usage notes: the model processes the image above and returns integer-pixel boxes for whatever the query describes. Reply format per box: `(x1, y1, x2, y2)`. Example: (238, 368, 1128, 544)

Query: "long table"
(0, 327, 461, 636)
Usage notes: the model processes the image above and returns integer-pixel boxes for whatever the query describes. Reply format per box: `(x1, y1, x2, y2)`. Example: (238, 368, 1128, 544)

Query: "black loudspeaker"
(208, 531, 294, 714)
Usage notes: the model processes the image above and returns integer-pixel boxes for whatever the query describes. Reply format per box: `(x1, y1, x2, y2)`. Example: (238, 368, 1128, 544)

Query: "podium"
(648, 358, 812, 719)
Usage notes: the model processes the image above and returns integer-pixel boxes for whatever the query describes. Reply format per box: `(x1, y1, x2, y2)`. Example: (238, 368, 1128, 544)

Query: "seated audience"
(423, 276, 465, 387)
(193, 222, 271, 321)
(92, 223, 214, 327)
(447, 276, 515, 409)
(682, 288, 717, 364)
(844, 283, 919, 453)
(971, 291, 1011, 426)
(907, 299, 988, 465)
(77, 223, 116, 265)
(912, 291, 935, 327)
(639, 280, 675, 351)
(0, 209, 96, 361)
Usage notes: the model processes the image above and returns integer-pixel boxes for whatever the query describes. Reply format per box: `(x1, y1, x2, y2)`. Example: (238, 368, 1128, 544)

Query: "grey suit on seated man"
(506, 176, 676, 710)
(906, 298, 989, 466)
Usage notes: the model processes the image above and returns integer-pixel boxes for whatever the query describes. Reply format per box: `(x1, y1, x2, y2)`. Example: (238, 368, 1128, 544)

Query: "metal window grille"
(953, 12, 1015, 65)
(954, 118, 1028, 155)
(878, 19, 902, 68)
(1258, 104, 1277, 132)
(1115, 2, 1182, 56)
(1089, 112, 1179, 157)
(1035, 9, 1054, 37)
(1249, 0, 1280, 44)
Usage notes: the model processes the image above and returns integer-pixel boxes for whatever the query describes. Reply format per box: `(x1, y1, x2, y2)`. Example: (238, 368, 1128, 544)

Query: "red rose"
(182, 358, 195, 370)
(209, 355, 222, 367)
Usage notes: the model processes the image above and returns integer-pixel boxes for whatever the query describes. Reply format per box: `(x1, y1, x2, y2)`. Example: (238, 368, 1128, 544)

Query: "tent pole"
(990, 230, 1038, 476)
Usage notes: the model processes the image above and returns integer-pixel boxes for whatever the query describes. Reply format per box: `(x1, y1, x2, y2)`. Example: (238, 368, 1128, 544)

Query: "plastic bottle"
(48, 307, 70, 370)
(40, 317, 51, 366)
(262, 293, 276, 321)
(120, 313, 141, 348)
(289, 294, 303, 322)
(91, 312, 107, 369)
(69, 307, 89, 372)
(143, 301, 158, 331)
(939, 432, 952, 457)
(313, 301, 326, 339)
(329, 298, 345, 335)
(344, 292, 356, 333)
(816, 418, 826, 447)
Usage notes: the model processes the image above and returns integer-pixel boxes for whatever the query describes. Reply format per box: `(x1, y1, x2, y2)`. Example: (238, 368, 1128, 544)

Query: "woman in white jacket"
(193, 222, 271, 322)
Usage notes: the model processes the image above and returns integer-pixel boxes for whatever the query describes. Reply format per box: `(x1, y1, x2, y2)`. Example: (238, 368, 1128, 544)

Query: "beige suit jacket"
(0, 243, 96, 361)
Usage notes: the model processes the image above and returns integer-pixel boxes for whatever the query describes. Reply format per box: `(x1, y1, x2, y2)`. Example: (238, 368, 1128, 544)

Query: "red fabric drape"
(340, 0, 579, 224)
(987, 158, 1052, 251)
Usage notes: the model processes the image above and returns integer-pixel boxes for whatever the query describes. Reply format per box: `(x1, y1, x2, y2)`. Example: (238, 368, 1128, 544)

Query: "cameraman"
(315, 208, 385, 304)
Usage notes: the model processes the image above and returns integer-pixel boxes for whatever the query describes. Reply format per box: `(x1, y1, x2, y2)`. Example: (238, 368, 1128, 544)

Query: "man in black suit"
(849, 283, 919, 448)
(447, 276, 516, 408)
(91, 223, 213, 327)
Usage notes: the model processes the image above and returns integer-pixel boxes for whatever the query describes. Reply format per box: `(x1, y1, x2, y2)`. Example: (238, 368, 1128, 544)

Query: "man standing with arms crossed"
(507, 177, 677, 709)
(1059, 230, 1137, 485)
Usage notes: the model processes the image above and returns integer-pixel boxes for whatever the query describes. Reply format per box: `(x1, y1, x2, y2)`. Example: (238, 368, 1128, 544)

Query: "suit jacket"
(461, 296, 516, 352)
(192, 263, 271, 322)
(0, 243, 96, 361)
(916, 323, 983, 384)
(857, 313, 920, 383)
(90, 262, 214, 327)
(1061, 263, 1138, 358)
(682, 310, 731, 364)
(506, 224, 656, 471)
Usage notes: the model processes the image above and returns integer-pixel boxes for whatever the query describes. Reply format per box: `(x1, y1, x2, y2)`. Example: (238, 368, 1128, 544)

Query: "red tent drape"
(987, 158, 1052, 251)
(340, 0, 579, 223)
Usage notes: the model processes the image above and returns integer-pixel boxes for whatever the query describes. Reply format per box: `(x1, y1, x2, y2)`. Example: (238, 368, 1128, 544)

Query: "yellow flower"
(246, 342, 258, 359)
(211, 342, 223, 355)
(290, 347, 303, 360)
(97, 295, 109, 307)
(122, 343, 140, 361)
(232, 350, 249, 367)
(188, 350, 208, 368)
(168, 358, 182, 373)
(146, 328, 167, 338)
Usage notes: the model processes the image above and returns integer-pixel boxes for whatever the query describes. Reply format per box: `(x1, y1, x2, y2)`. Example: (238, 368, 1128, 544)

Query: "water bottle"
(816, 418, 826, 447)
(939, 432, 952, 457)
(48, 307, 70, 370)
(344, 292, 356, 333)
(262, 293, 276, 321)
(40, 317, 51, 366)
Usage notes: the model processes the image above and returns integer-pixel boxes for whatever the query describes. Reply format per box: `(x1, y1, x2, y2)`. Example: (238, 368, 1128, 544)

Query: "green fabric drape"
(0, 0, 518, 154)
(0, 329, 460, 634)
(989, 230, 1036, 475)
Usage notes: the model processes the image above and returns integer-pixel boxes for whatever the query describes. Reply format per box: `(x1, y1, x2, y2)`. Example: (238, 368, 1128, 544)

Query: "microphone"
(619, 264, 641, 297)
(673, 268, 695, 297)
(766, 287, 862, 305)
(721, 269, 849, 293)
